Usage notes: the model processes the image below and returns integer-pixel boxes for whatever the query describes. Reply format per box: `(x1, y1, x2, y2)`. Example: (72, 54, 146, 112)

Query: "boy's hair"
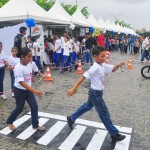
(11, 47, 18, 51)
(20, 47, 31, 58)
(92, 46, 106, 56)
(19, 26, 27, 34)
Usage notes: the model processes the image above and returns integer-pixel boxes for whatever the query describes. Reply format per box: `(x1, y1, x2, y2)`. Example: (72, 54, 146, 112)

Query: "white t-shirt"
(55, 39, 61, 53)
(142, 38, 149, 50)
(74, 41, 80, 53)
(69, 39, 74, 53)
(61, 36, 65, 49)
(83, 62, 114, 91)
(31, 61, 38, 72)
(14, 62, 37, 90)
(63, 42, 70, 56)
(27, 42, 40, 56)
(0, 51, 7, 67)
(8, 55, 20, 67)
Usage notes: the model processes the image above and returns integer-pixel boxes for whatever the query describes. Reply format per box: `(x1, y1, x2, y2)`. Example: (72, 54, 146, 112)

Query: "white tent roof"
(47, 0, 71, 24)
(71, 8, 90, 27)
(105, 19, 113, 31)
(98, 17, 106, 29)
(87, 13, 100, 28)
(0, 0, 60, 23)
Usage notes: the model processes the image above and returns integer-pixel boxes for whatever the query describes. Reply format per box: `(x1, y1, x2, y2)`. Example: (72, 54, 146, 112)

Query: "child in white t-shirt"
(67, 46, 126, 143)
(0, 42, 9, 100)
(7, 47, 46, 131)
(61, 36, 72, 74)
(8, 47, 20, 97)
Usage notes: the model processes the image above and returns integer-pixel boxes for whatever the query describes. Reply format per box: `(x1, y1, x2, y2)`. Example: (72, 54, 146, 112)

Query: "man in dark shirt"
(14, 26, 27, 57)
(85, 32, 97, 65)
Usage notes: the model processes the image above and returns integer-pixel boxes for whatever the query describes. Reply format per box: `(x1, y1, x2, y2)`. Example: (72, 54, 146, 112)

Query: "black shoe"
(60, 71, 65, 74)
(74, 64, 78, 70)
(64, 68, 68, 71)
(111, 133, 126, 142)
(69, 68, 73, 72)
(67, 116, 74, 130)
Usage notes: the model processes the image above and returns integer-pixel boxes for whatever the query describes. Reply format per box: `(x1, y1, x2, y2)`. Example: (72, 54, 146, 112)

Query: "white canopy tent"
(104, 19, 113, 31)
(98, 17, 106, 29)
(47, 0, 71, 25)
(87, 13, 100, 28)
(71, 8, 90, 27)
(0, 0, 61, 24)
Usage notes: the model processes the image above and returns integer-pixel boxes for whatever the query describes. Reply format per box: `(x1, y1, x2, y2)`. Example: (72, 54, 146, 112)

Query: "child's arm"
(67, 76, 85, 97)
(20, 81, 42, 96)
(112, 62, 125, 72)
(34, 47, 37, 60)
(38, 70, 45, 79)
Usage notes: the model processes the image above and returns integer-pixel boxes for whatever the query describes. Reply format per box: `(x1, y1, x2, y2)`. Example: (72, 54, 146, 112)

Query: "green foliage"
(36, 0, 54, 11)
(61, 3, 77, 16)
(115, 19, 131, 28)
(137, 31, 150, 37)
(81, 7, 89, 18)
(0, 0, 9, 8)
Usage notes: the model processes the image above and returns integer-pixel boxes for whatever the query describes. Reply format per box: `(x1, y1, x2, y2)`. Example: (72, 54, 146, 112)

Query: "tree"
(0, 0, 9, 8)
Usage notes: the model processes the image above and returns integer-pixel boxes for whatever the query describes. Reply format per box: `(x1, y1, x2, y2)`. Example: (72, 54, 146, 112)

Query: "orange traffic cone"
(44, 66, 53, 81)
(127, 58, 133, 69)
(77, 60, 84, 74)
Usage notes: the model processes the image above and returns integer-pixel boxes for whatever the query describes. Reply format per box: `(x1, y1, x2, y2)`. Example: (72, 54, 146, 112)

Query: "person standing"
(97, 31, 105, 47)
(14, 26, 27, 58)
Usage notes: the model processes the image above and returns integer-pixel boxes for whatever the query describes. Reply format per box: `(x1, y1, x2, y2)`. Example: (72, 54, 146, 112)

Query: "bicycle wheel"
(141, 65, 150, 79)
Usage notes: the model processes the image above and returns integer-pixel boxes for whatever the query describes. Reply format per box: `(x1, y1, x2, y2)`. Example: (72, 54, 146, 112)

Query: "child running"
(8, 47, 20, 97)
(7, 47, 46, 131)
(67, 46, 126, 143)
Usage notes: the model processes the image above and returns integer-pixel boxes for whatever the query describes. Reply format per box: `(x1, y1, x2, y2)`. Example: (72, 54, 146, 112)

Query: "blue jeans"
(62, 55, 72, 71)
(71, 88, 119, 136)
(7, 87, 39, 128)
(87, 48, 93, 64)
(32, 56, 43, 72)
(141, 50, 149, 61)
(120, 44, 124, 53)
(83, 52, 89, 63)
(72, 51, 80, 64)
(10, 70, 15, 91)
(0, 67, 5, 95)
(130, 43, 134, 54)
(55, 53, 61, 67)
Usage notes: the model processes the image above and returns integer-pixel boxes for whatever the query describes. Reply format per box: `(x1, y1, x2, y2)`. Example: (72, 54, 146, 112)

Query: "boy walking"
(67, 46, 126, 142)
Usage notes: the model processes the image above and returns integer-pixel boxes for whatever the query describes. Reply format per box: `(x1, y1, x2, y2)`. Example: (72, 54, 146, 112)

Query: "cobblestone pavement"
(0, 51, 150, 150)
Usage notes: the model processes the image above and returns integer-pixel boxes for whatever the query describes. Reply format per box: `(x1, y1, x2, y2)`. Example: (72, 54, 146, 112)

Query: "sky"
(59, 0, 150, 30)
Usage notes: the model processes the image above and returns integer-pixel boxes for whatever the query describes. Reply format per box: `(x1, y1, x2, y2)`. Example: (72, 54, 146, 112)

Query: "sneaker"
(111, 133, 126, 142)
(67, 116, 74, 130)
(8, 124, 17, 131)
(12, 92, 14, 97)
(0, 94, 7, 100)
(60, 70, 65, 74)
(34, 126, 46, 131)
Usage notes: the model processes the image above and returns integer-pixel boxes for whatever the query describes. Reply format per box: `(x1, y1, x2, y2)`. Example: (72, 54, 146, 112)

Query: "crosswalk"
(0, 112, 132, 150)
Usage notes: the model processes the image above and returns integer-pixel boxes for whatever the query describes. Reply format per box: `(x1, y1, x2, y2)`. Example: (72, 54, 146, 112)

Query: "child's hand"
(67, 88, 76, 97)
(118, 62, 125, 67)
(34, 90, 42, 96)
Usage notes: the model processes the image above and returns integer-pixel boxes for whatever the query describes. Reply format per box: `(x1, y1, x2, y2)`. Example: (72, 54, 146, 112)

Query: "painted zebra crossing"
(0, 112, 133, 150)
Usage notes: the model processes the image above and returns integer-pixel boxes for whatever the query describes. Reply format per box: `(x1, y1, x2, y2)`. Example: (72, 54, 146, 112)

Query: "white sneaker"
(0, 94, 7, 100)
(12, 92, 14, 97)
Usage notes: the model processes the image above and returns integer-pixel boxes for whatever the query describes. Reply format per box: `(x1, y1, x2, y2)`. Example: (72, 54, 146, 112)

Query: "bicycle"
(141, 65, 150, 79)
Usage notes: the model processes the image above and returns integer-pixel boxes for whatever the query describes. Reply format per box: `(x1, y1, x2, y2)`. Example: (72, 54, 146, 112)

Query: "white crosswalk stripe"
(86, 129, 108, 150)
(16, 118, 49, 140)
(37, 121, 67, 146)
(58, 125, 87, 150)
(0, 115, 31, 135)
(0, 112, 132, 150)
